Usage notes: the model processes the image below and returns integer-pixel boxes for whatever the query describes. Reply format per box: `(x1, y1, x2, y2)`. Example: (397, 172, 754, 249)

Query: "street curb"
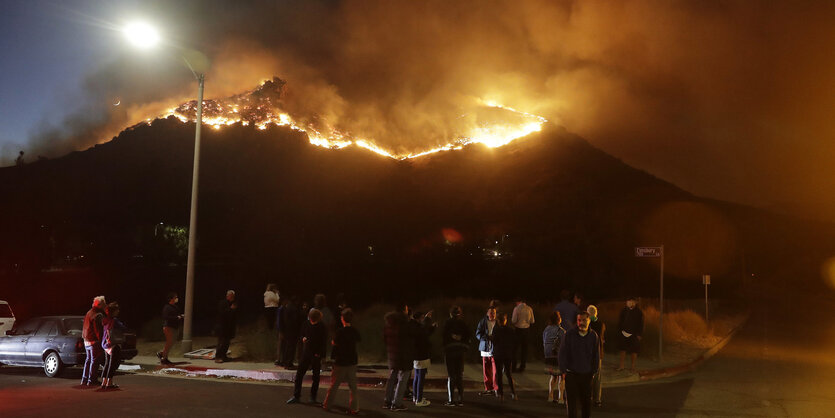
(635, 312, 751, 382)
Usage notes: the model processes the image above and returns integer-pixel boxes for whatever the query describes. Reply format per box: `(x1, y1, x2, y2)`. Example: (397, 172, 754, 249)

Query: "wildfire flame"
(150, 78, 546, 160)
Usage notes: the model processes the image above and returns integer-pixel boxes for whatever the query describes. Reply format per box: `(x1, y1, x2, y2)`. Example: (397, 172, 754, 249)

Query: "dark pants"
(445, 351, 465, 403)
(81, 343, 103, 384)
(495, 356, 516, 396)
(293, 354, 322, 400)
(282, 334, 298, 366)
(512, 327, 530, 371)
(216, 337, 231, 360)
(565, 371, 593, 418)
(265, 307, 278, 330)
(103, 346, 121, 379)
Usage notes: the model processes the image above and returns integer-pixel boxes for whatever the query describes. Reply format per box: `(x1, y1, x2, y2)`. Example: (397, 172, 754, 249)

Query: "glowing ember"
(152, 77, 546, 160)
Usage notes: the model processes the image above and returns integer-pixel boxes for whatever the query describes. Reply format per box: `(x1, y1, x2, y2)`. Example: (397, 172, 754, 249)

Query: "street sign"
(635, 247, 663, 257)
(702, 274, 711, 285)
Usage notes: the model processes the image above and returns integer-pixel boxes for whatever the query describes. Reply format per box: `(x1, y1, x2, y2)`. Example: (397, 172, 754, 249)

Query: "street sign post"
(702, 274, 711, 322)
(636, 246, 664, 361)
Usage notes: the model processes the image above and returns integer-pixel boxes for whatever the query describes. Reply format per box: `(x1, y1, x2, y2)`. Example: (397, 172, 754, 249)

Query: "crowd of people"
(77, 285, 644, 416)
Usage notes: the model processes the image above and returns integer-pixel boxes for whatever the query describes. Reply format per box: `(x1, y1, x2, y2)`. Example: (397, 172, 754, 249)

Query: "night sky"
(1, 1, 834, 222)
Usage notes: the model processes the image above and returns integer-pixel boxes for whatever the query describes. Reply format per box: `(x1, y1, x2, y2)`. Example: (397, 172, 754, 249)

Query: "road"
(2, 290, 834, 417)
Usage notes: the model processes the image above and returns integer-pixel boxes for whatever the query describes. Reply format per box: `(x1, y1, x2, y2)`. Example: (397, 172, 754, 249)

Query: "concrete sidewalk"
(122, 316, 747, 391)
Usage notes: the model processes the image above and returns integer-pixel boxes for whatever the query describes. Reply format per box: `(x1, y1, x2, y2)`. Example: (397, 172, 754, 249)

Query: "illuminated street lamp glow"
(123, 22, 160, 49)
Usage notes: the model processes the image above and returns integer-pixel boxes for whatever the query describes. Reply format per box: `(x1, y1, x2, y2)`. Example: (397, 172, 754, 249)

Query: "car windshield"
(0, 304, 12, 317)
(63, 318, 83, 336)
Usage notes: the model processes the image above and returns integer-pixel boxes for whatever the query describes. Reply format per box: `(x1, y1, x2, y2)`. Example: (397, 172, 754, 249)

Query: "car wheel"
(43, 352, 63, 377)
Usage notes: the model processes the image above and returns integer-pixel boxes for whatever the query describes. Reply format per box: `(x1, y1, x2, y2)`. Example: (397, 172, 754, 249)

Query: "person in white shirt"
(511, 297, 535, 372)
(264, 284, 280, 330)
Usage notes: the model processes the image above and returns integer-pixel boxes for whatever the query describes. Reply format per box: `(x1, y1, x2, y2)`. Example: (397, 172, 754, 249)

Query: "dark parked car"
(0, 316, 137, 377)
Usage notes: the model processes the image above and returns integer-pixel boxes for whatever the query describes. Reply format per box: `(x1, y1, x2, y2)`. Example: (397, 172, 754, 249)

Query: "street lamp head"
(124, 22, 160, 49)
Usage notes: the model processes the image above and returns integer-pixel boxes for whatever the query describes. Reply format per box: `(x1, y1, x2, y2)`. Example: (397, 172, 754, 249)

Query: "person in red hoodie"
(81, 295, 106, 386)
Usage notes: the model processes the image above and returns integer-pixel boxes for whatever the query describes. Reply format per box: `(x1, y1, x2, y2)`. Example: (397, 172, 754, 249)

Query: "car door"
(0, 318, 40, 365)
(25, 319, 59, 363)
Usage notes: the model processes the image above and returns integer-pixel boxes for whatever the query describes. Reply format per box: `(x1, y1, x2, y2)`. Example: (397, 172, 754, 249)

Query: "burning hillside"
(153, 77, 546, 159)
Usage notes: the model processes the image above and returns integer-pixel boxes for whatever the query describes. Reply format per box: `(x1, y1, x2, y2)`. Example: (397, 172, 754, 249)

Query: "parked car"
(0, 301, 14, 336)
(0, 315, 137, 377)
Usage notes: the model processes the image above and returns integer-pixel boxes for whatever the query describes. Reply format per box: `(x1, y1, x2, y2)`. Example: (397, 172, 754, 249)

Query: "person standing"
(511, 297, 535, 372)
(264, 284, 279, 330)
(559, 311, 600, 418)
(81, 295, 106, 386)
(442, 305, 469, 407)
(587, 305, 606, 406)
(287, 308, 328, 405)
(543, 311, 566, 404)
(412, 311, 436, 407)
(383, 303, 414, 412)
(158, 292, 182, 365)
(492, 312, 517, 401)
(475, 306, 498, 396)
(323, 308, 361, 415)
(215, 290, 237, 363)
(617, 297, 643, 373)
(554, 290, 579, 331)
(280, 295, 301, 369)
(101, 302, 126, 389)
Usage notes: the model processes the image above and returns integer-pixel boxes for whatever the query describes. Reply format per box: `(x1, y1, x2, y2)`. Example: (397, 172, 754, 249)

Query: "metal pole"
(705, 281, 709, 323)
(182, 73, 204, 352)
(659, 245, 664, 362)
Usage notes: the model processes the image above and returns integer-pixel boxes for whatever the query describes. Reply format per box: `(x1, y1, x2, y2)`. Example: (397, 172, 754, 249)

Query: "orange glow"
(442, 228, 464, 243)
(152, 79, 547, 160)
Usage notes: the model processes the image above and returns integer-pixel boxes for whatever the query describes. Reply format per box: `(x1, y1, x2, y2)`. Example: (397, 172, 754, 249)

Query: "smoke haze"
(12, 0, 835, 220)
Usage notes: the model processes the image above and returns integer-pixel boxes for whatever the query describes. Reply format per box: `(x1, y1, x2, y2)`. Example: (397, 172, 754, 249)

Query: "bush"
(239, 325, 277, 362)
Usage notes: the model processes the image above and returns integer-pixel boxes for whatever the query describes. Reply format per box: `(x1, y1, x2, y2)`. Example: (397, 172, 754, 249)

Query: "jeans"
(413, 368, 427, 402)
(81, 343, 103, 384)
(565, 371, 593, 418)
(445, 351, 464, 403)
(384, 369, 410, 408)
(324, 364, 358, 412)
(293, 354, 322, 400)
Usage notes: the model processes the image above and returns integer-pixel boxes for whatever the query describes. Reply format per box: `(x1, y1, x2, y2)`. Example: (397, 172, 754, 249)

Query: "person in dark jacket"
(323, 308, 361, 415)
(383, 304, 413, 411)
(215, 290, 237, 363)
(287, 308, 328, 405)
(616, 297, 643, 373)
(279, 295, 301, 369)
(412, 311, 436, 407)
(81, 295, 106, 386)
(158, 292, 182, 365)
(475, 306, 498, 396)
(559, 311, 600, 418)
(492, 312, 517, 401)
(442, 305, 470, 406)
(101, 302, 127, 389)
(554, 289, 579, 331)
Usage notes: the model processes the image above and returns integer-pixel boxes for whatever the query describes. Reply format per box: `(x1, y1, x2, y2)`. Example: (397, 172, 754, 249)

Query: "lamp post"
(124, 22, 203, 352)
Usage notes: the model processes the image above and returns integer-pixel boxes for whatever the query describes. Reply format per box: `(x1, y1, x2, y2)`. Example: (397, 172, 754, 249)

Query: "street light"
(124, 22, 204, 352)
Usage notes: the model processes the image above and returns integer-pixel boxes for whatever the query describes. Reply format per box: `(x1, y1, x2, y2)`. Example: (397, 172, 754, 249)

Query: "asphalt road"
(2, 289, 834, 417)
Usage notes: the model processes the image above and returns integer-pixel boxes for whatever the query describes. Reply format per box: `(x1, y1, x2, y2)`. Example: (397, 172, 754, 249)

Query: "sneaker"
(456, 402, 464, 407)
(443, 401, 456, 407)
(286, 397, 300, 404)
(557, 399, 565, 405)
(594, 401, 603, 407)
(390, 405, 408, 412)
(415, 399, 430, 407)
(310, 399, 322, 407)
(156, 352, 163, 360)
(381, 404, 392, 409)
(478, 390, 496, 396)
(346, 410, 359, 415)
